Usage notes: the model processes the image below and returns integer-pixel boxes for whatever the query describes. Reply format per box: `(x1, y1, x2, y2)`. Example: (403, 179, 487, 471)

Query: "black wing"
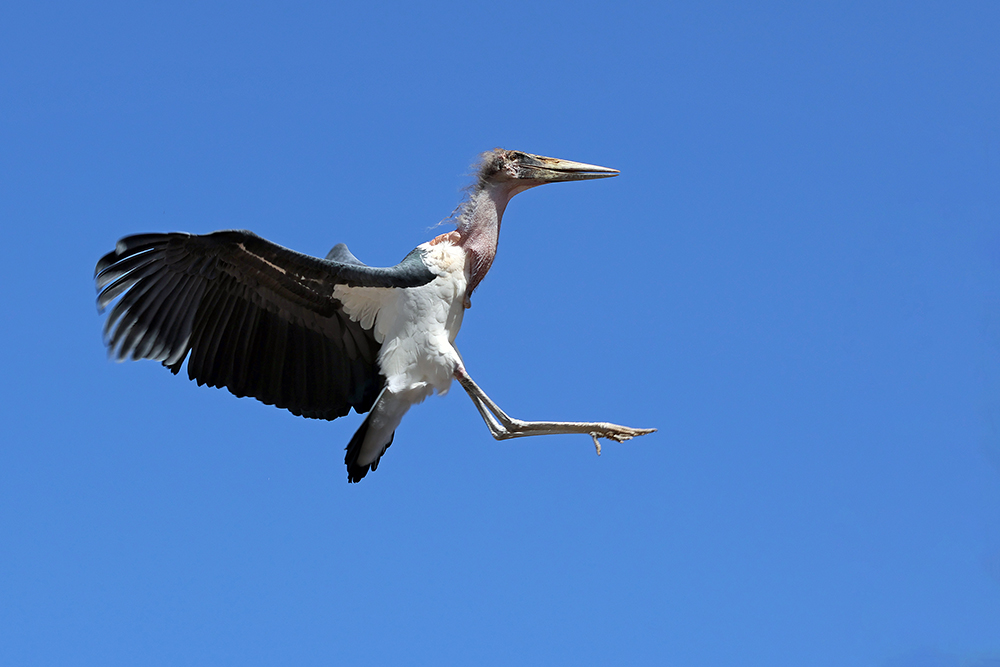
(94, 230, 435, 421)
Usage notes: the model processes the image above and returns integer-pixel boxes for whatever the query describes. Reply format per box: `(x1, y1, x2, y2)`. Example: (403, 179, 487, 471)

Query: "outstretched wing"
(94, 230, 435, 421)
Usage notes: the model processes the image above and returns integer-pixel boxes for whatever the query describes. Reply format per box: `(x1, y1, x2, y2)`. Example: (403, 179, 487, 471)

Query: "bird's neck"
(457, 185, 517, 293)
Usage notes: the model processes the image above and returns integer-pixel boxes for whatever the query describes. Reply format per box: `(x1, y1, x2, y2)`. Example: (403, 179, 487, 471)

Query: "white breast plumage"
(333, 240, 468, 395)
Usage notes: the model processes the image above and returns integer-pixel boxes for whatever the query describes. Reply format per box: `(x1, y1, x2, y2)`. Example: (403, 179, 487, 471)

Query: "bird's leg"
(453, 366, 656, 453)
(467, 393, 507, 439)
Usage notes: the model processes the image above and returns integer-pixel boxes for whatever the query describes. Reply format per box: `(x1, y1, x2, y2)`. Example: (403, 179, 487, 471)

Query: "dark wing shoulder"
(323, 242, 436, 288)
(94, 230, 434, 420)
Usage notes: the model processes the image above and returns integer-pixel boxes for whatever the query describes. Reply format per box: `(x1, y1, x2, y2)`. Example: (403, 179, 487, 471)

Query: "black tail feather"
(344, 415, 394, 483)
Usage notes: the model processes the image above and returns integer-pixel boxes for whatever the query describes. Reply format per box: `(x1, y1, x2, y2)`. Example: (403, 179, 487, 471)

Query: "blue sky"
(2, 2, 999, 665)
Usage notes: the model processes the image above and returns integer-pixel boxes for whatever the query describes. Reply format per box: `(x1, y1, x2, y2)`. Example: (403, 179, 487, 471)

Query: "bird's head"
(458, 149, 618, 292)
(475, 149, 619, 195)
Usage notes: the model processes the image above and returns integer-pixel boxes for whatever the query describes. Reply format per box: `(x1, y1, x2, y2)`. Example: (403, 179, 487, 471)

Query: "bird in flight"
(94, 149, 655, 482)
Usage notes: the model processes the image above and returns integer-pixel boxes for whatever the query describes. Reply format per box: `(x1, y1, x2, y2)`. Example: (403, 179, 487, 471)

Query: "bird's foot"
(590, 425, 657, 456)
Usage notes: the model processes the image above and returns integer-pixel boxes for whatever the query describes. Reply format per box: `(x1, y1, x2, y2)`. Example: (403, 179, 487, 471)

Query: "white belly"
(333, 240, 468, 399)
(334, 240, 469, 467)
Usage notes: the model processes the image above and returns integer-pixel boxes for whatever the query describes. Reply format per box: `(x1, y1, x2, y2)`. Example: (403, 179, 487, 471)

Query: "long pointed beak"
(519, 153, 620, 182)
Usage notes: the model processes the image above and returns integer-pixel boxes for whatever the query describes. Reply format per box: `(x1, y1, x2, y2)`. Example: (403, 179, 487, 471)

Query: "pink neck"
(457, 185, 520, 293)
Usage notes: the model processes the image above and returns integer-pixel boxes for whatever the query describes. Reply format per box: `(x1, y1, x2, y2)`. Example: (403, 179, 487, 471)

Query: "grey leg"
(454, 366, 656, 455)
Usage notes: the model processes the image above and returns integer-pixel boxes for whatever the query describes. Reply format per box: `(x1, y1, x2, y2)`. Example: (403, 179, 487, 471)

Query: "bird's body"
(336, 235, 468, 473)
(95, 149, 654, 482)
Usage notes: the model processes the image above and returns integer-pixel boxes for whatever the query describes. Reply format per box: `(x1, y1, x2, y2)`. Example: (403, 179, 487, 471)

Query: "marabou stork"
(94, 149, 655, 482)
